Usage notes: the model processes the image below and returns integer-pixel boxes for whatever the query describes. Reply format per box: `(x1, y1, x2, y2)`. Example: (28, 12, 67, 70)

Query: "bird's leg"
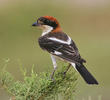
(50, 55, 57, 80)
(63, 63, 71, 75)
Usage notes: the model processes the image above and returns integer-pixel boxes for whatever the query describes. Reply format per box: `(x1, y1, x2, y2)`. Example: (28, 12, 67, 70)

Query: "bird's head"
(32, 16, 62, 34)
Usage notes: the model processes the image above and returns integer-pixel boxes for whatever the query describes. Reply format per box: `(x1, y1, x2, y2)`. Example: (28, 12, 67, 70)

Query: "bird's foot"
(51, 75, 55, 81)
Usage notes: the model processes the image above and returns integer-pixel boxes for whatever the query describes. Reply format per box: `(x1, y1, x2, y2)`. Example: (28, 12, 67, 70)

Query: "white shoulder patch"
(67, 36, 72, 45)
(48, 36, 72, 45)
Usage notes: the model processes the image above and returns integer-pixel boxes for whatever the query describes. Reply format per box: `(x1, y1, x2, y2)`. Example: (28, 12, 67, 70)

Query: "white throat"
(42, 25, 53, 36)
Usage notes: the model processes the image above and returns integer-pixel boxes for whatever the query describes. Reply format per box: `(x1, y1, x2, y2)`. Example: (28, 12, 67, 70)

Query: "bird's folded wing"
(38, 36, 84, 63)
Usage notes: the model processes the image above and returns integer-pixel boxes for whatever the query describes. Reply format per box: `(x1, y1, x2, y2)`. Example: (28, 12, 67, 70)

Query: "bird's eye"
(46, 20, 50, 24)
(42, 19, 48, 24)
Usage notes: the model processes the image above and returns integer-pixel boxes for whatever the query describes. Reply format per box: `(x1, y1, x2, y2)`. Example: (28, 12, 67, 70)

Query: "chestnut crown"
(32, 16, 60, 29)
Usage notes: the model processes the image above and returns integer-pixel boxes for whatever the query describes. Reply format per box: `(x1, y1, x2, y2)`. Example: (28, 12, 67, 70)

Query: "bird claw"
(51, 77, 55, 81)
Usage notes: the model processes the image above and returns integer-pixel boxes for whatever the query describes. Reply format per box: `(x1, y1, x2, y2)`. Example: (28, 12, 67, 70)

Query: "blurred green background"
(0, 0, 110, 100)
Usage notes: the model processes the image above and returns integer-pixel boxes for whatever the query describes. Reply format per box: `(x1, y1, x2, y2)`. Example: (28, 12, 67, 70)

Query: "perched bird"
(32, 16, 98, 85)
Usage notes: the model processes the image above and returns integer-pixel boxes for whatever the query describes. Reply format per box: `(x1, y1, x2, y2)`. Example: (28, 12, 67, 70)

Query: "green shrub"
(0, 65, 77, 100)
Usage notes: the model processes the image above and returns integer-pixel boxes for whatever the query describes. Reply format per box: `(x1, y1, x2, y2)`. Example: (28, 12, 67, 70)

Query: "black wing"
(38, 36, 86, 63)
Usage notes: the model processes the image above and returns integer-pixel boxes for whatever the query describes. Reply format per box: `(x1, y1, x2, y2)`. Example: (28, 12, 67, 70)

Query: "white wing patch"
(54, 51, 62, 55)
(48, 36, 71, 45)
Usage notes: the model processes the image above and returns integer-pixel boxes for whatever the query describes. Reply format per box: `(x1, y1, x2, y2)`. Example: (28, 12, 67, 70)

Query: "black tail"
(75, 64, 98, 85)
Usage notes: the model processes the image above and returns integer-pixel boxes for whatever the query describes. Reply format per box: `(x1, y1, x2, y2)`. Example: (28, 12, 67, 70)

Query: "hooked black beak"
(32, 22, 40, 26)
